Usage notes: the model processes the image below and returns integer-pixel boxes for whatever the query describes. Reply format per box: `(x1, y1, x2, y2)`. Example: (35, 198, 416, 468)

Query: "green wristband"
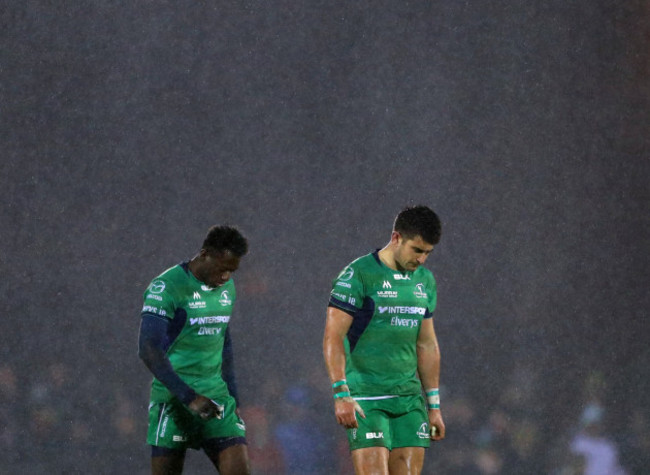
(332, 380, 347, 389)
(426, 388, 440, 409)
(333, 391, 351, 399)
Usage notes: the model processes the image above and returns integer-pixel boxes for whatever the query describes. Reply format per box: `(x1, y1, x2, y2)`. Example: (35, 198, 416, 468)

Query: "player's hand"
(335, 396, 365, 429)
(428, 409, 445, 441)
(188, 395, 225, 420)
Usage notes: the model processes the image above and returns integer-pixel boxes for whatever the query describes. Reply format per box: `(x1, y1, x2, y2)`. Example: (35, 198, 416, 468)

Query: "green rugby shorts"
(147, 395, 245, 450)
(346, 394, 430, 451)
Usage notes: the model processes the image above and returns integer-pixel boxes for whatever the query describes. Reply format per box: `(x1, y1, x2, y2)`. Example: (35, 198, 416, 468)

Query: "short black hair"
(394, 206, 441, 245)
(202, 225, 248, 257)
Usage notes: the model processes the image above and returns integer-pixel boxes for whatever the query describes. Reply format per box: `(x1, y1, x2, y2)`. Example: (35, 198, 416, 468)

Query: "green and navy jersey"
(329, 251, 437, 398)
(141, 263, 236, 403)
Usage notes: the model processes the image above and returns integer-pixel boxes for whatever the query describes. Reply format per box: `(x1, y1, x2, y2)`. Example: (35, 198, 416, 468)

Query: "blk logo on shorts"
(366, 432, 384, 439)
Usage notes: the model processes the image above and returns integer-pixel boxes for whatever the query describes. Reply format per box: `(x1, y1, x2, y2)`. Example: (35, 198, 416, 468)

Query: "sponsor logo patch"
(376, 290, 398, 298)
(378, 306, 426, 315)
(331, 291, 347, 301)
(219, 290, 232, 306)
(190, 316, 230, 325)
(390, 317, 420, 328)
(149, 280, 166, 294)
(414, 283, 428, 299)
(337, 266, 354, 281)
(142, 305, 167, 316)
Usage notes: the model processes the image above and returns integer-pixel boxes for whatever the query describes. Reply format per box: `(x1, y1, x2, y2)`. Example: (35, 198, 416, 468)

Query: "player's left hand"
(428, 409, 445, 441)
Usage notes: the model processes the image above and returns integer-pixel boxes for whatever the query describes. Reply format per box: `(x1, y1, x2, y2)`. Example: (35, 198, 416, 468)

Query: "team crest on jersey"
(219, 290, 232, 306)
(413, 283, 427, 299)
(337, 266, 354, 281)
(149, 280, 165, 294)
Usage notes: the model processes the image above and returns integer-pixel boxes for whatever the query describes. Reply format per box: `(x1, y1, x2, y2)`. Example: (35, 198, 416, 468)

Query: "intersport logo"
(378, 306, 425, 315)
(190, 316, 230, 325)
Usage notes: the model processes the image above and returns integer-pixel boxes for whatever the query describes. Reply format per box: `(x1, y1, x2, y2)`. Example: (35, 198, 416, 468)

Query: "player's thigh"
(151, 447, 186, 475)
(205, 442, 250, 475)
(388, 447, 425, 475)
(351, 447, 390, 475)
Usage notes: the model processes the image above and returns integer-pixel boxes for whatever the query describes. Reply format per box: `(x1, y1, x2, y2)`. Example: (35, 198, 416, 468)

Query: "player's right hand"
(188, 395, 225, 420)
(335, 396, 365, 429)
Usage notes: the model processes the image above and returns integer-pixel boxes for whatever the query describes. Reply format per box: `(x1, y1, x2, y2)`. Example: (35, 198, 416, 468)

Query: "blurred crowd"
(1, 358, 648, 474)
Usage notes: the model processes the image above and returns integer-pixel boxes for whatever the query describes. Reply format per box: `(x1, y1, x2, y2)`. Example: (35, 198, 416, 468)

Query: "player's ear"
(391, 231, 402, 245)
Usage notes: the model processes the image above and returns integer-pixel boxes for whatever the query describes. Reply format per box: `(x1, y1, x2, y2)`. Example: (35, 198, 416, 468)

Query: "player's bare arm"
(323, 306, 366, 428)
(417, 317, 446, 440)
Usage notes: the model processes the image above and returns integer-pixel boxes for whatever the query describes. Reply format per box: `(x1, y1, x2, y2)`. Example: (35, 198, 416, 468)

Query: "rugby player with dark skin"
(139, 246, 250, 475)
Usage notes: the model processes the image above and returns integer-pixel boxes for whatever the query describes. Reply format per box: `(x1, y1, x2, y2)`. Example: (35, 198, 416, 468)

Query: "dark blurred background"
(1, 1, 648, 473)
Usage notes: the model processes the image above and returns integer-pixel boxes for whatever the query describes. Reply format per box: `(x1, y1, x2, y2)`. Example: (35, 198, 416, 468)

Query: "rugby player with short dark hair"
(139, 225, 251, 475)
(323, 206, 446, 474)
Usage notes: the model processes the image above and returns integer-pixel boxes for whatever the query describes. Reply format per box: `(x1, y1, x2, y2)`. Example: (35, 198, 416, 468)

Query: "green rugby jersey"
(329, 251, 437, 398)
(141, 263, 237, 403)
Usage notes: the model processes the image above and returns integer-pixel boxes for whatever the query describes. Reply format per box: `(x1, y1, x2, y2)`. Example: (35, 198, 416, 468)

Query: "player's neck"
(187, 255, 202, 280)
(378, 246, 398, 271)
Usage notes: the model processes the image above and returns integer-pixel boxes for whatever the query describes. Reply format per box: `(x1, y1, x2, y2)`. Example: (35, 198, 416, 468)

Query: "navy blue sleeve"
(221, 326, 239, 406)
(138, 314, 197, 406)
